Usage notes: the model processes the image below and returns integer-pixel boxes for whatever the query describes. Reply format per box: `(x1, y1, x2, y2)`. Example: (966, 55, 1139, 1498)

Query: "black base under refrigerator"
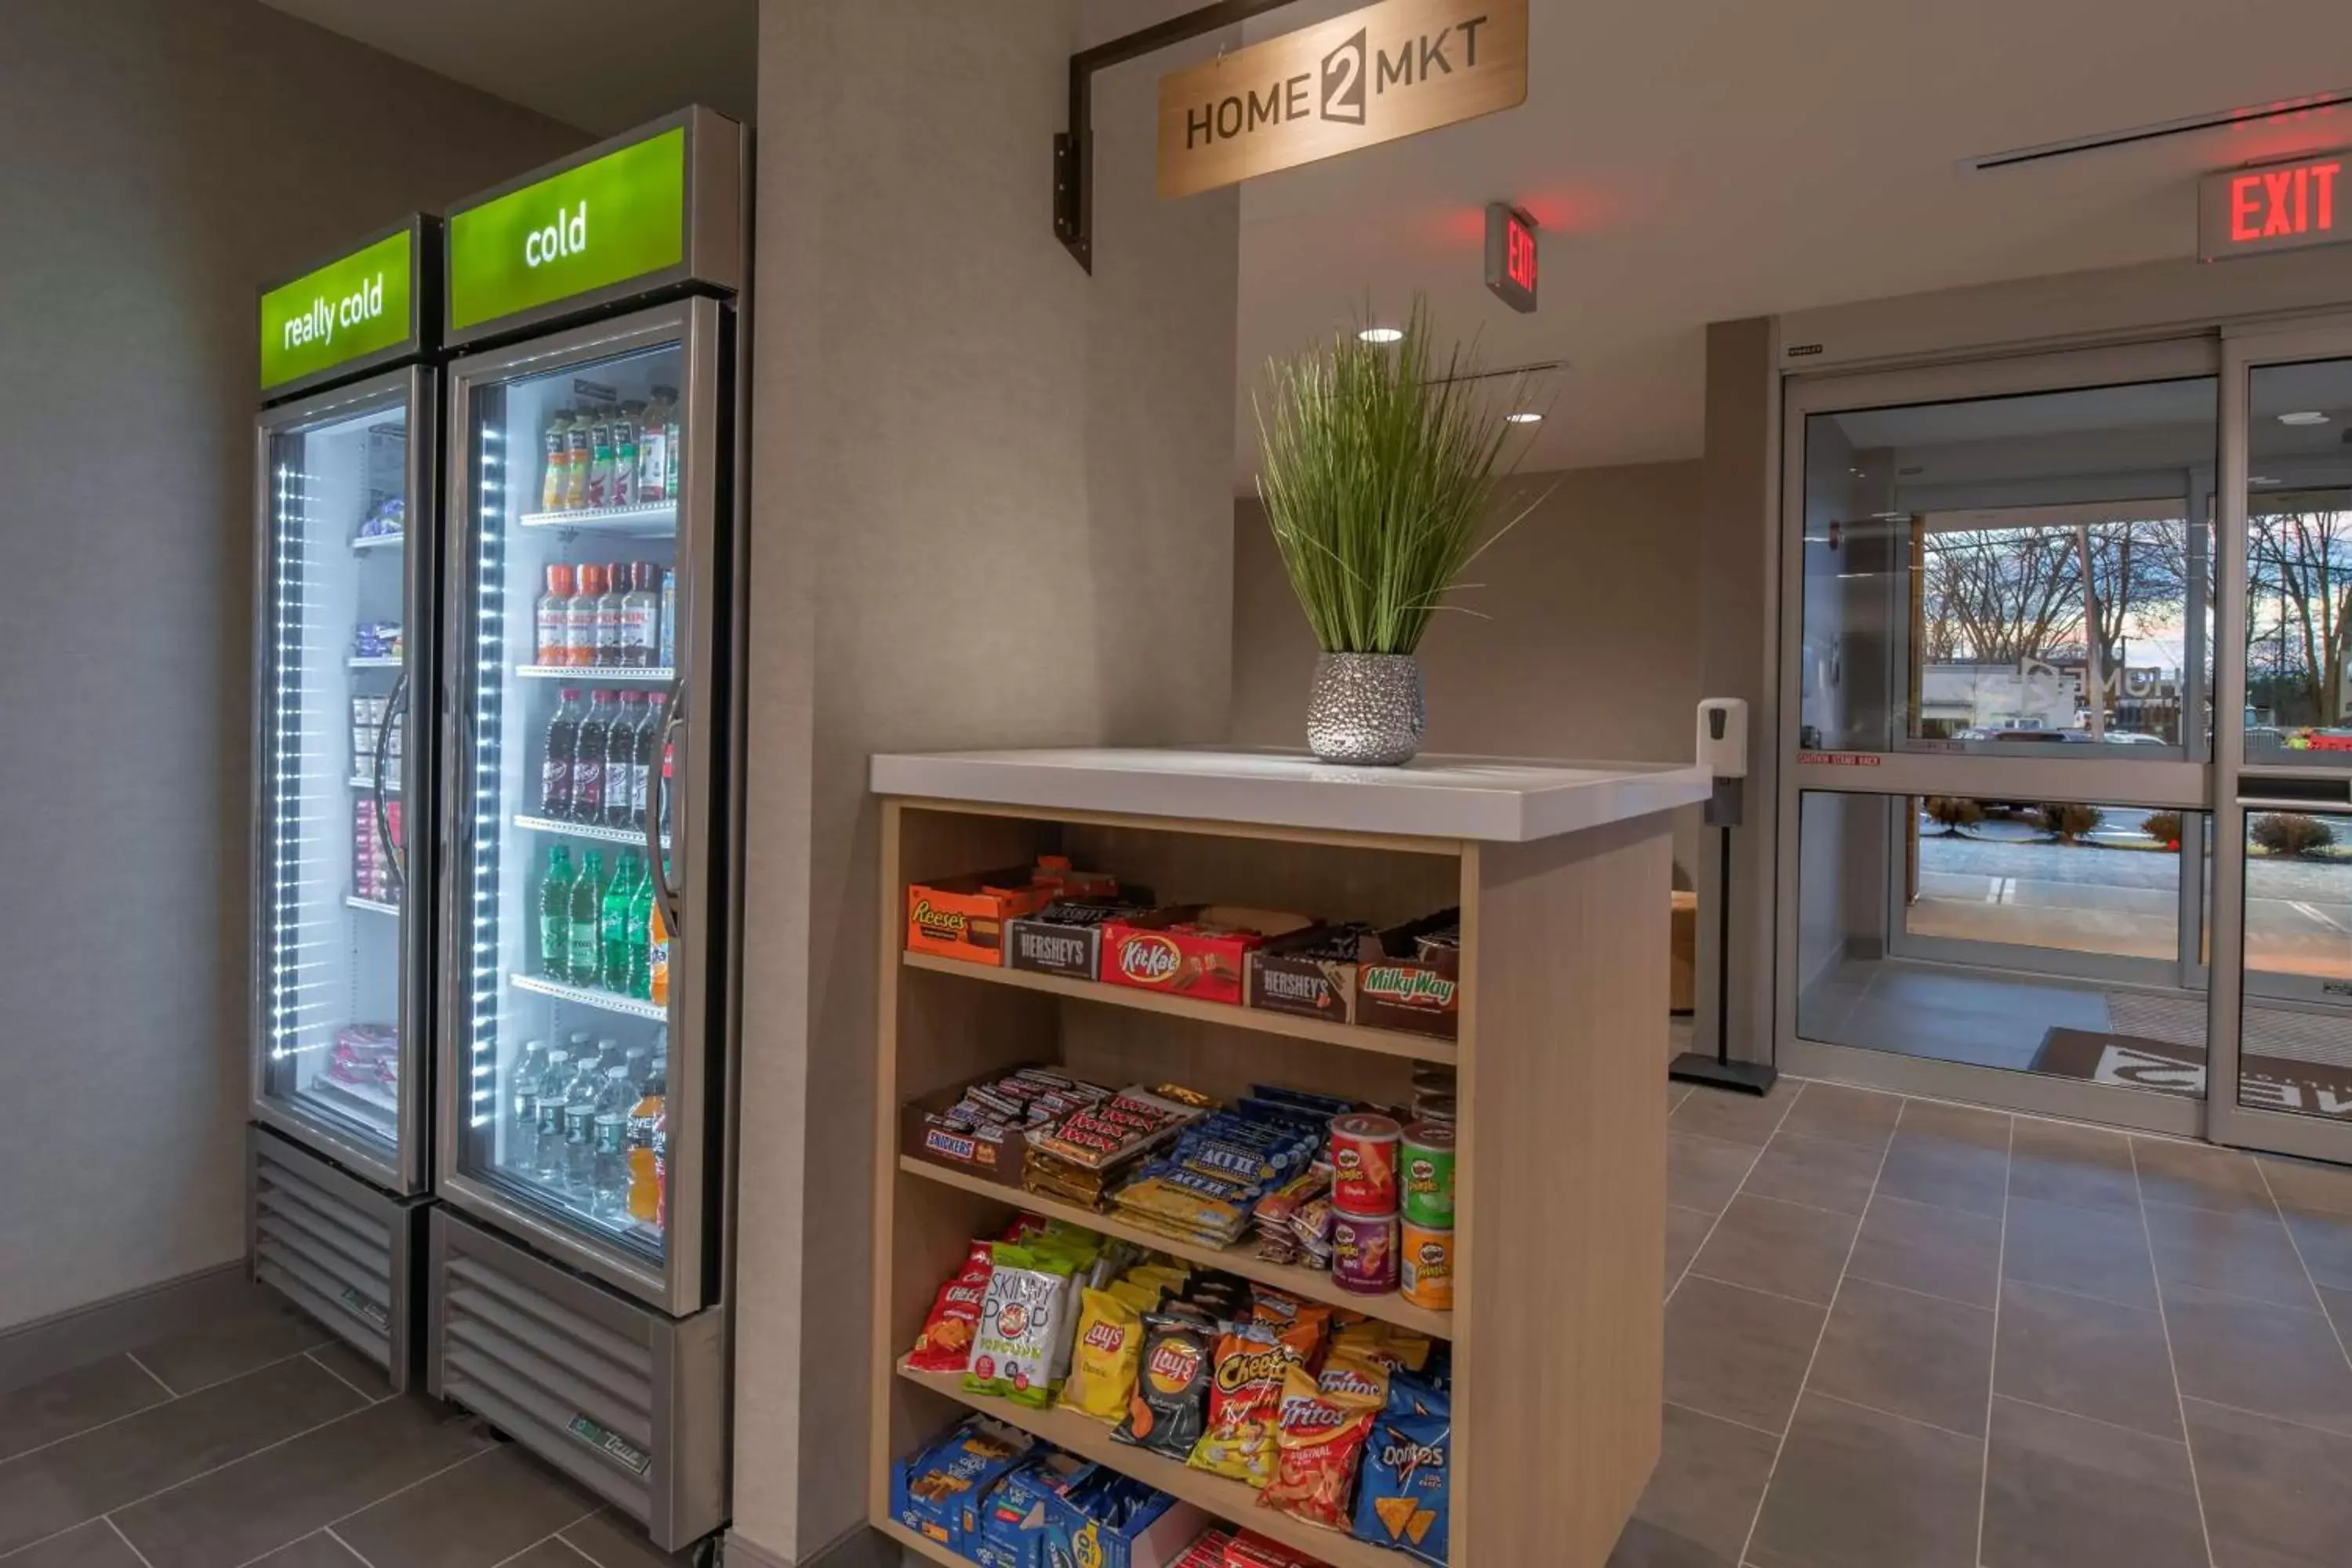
(423, 108, 746, 1552)
(249, 217, 443, 1392)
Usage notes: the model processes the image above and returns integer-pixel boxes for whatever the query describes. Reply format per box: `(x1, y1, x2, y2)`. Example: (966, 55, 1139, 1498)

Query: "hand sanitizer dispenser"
(1697, 698, 1748, 780)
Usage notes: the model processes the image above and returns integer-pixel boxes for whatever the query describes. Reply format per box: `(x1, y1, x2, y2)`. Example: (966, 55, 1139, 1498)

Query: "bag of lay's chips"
(1260, 1362, 1379, 1530)
(1186, 1319, 1314, 1487)
(1352, 1387, 1450, 1565)
(1058, 1287, 1145, 1422)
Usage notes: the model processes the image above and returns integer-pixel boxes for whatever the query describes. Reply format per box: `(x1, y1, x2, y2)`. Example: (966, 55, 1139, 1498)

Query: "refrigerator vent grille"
(438, 1254, 658, 1515)
(253, 1141, 396, 1368)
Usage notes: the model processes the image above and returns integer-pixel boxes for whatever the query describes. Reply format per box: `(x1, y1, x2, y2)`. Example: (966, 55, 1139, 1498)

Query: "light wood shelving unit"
(867, 750, 1709, 1566)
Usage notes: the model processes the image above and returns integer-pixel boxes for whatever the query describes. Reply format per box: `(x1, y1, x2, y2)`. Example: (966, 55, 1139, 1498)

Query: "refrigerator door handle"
(648, 680, 685, 935)
(376, 671, 408, 895)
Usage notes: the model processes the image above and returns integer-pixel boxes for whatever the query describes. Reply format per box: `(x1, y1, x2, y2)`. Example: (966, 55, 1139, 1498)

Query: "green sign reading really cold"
(260, 230, 413, 391)
(448, 127, 686, 332)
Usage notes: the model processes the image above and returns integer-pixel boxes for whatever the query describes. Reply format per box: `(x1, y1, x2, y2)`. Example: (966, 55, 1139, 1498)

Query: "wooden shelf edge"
(897, 1156, 1452, 1340)
(900, 949, 1460, 1065)
(894, 1365, 1415, 1568)
(873, 1518, 963, 1567)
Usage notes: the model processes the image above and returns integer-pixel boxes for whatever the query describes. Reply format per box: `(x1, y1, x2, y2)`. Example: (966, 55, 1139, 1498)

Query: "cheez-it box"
(1099, 906, 1312, 1007)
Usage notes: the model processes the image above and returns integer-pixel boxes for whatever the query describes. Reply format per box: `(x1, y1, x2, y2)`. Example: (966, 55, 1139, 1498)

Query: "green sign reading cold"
(260, 231, 414, 391)
(448, 127, 686, 332)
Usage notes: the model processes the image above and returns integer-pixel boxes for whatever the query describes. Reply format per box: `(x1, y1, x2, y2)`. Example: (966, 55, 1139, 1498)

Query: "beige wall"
(731, 2, 1239, 1557)
(0, 0, 579, 1335)
(1231, 462, 1707, 878)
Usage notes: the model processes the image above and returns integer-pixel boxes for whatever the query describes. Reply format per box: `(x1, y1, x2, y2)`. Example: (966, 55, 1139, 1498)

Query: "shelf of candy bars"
(906, 860, 1461, 1042)
(901, 1210, 1450, 1564)
(905, 1068, 1457, 1316)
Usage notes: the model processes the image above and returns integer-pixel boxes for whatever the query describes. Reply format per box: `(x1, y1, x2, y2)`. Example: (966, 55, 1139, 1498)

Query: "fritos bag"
(1058, 1288, 1145, 1423)
(906, 1241, 993, 1374)
(1261, 1362, 1379, 1530)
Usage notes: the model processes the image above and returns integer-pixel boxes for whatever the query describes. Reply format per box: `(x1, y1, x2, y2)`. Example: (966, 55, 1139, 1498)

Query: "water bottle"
(624, 1044, 651, 1091)
(532, 1048, 572, 1185)
(592, 1065, 634, 1218)
(562, 1058, 601, 1197)
(508, 1040, 547, 1176)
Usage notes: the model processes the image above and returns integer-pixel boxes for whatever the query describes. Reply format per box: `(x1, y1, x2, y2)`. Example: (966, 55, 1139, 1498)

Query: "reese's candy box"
(1114, 1310, 1215, 1461)
(906, 858, 1117, 967)
(1102, 907, 1313, 1007)
(1261, 1363, 1381, 1532)
(906, 1240, 994, 1374)
(1058, 1287, 1145, 1423)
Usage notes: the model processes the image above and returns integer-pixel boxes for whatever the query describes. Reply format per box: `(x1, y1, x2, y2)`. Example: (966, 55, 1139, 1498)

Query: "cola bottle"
(539, 689, 584, 818)
(573, 691, 615, 824)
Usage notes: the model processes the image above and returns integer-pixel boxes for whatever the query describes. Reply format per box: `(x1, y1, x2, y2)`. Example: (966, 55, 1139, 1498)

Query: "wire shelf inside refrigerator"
(513, 813, 672, 850)
(515, 665, 675, 682)
(510, 973, 666, 1021)
(516, 502, 677, 536)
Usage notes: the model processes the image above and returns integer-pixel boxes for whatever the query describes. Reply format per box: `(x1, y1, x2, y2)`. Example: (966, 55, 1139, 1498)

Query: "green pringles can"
(1400, 1120, 1456, 1228)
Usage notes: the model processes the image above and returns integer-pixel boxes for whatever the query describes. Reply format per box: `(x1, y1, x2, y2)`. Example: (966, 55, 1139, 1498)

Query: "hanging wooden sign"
(1157, 0, 1528, 200)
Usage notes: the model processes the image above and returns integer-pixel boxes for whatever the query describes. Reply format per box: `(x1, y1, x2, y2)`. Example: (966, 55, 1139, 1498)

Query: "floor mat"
(2036, 1026, 2352, 1119)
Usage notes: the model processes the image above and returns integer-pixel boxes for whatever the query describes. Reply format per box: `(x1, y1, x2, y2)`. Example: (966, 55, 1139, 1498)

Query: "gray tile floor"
(1619, 1076, 2352, 1568)
(0, 1293, 688, 1568)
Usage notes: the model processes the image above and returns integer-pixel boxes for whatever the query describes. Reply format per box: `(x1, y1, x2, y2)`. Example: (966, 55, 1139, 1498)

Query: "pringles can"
(1399, 1221, 1455, 1311)
(1330, 1112, 1403, 1216)
(1332, 1210, 1400, 1294)
(1400, 1120, 1456, 1228)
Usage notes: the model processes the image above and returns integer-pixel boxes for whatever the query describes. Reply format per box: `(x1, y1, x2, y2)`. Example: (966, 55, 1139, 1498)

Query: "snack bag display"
(1261, 1363, 1380, 1531)
(1059, 1288, 1146, 1423)
(906, 1241, 993, 1374)
(1114, 1310, 1215, 1460)
(1352, 1396, 1450, 1565)
(1314, 1342, 1391, 1409)
(965, 1243, 1076, 1410)
(1186, 1323, 1300, 1487)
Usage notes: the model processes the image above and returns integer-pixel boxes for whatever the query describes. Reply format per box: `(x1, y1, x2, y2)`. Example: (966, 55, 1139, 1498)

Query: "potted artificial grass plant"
(1258, 297, 1538, 765)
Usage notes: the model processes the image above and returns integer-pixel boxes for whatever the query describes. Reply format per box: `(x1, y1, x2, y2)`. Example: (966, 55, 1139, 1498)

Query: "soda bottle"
(627, 872, 655, 999)
(623, 1043, 652, 1090)
(638, 390, 671, 503)
(585, 405, 616, 509)
(536, 564, 574, 666)
(573, 691, 613, 825)
(654, 1109, 668, 1231)
(612, 404, 641, 509)
(539, 690, 583, 819)
(662, 398, 681, 501)
(564, 564, 604, 667)
(508, 1040, 547, 1175)
(532, 1047, 572, 1185)
(602, 691, 640, 829)
(539, 844, 575, 982)
(601, 851, 642, 988)
(561, 1056, 601, 1197)
(591, 1064, 635, 1218)
(595, 562, 630, 667)
(648, 896, 671, 1008)
(569, 849, 606, 988)
(637, 693, 665, 831)
(658, 568, 676, 670)
(540, 408, 572, 513)
(562, 406, 593, 510)
(626, 1070, 666, 1225)
(621, 562, 658, 669)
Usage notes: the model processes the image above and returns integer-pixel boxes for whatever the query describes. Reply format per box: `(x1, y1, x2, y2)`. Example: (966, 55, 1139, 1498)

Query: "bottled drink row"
(540, 844, 670, 1004)
(539, 394, 678, 514)
(535, 561, 673, 670)
(542, 688, 669, 830)
(507, 1034, 667, 1230)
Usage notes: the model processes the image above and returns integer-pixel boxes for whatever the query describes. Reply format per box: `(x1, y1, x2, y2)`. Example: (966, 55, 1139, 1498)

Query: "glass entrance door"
(2209, 325, 2352, 1161)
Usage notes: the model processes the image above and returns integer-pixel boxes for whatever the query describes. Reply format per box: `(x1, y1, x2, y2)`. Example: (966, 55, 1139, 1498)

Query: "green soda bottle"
(539, 845, 575, 982)
(627, 873, 655, 1000)
(601, 851, 641, 994)
(569, 850, 606, 988)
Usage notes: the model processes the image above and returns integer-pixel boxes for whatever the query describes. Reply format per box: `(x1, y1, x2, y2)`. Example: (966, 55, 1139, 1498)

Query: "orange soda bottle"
(648, 898, 670, 1007)
(626, 1073, 665, 1225)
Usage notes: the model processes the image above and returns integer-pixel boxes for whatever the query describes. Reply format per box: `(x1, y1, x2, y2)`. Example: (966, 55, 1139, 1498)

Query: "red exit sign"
(2200, 152, 2347, 260)
(1484, 202, 1537, 313)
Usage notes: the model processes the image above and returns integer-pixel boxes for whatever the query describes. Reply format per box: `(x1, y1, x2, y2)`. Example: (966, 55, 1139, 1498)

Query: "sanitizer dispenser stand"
(1671, 699, 1779, 1096)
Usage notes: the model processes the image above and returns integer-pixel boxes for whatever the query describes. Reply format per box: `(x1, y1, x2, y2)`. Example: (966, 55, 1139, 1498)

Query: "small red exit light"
(2201, 152, 2348, 260)
(1484, 203, 1538, 313)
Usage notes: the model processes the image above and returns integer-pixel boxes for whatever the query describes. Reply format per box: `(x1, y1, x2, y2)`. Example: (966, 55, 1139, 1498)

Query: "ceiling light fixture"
(2278, 411, 2332, 426)
(2252, 475, 2284, 485)
(1358, 326, 1405, 344)
(1504, 411, 1543, 425)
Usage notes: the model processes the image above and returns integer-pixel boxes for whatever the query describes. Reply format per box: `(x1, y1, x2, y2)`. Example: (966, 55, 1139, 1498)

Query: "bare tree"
(1920, 528, 2080, 663)
(2249, 506, 2352, 725)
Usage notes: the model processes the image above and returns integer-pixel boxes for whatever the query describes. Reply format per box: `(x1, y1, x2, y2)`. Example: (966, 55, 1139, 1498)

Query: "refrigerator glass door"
(255, 368, 434, 1194)
(443, 301, 724, 1313)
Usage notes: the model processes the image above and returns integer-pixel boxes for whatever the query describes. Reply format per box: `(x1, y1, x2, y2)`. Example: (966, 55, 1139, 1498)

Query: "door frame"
(2207, 314, 2352, 1162)
(1773, 339, 2223, 1134)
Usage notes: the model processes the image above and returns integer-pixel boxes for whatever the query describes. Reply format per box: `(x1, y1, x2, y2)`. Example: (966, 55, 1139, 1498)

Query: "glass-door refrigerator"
(426, 109, 744, 1552)
(249, 216, 441, 1392)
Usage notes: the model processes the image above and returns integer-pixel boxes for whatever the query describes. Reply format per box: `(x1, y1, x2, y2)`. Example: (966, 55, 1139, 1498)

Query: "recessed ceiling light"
(1504, 411, 1543, 425)
(1359, 326, 1404, 344)
(2278, 411, 2332, 426)
(2252, 475, 2283, 485)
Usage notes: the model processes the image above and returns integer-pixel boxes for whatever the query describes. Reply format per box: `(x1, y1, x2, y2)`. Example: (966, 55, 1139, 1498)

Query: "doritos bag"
(1058, 1288, 1145, 1423)
(1353, 1400, 1450, 1565)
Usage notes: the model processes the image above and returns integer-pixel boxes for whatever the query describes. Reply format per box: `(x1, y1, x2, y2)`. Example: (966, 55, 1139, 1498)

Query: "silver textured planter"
(1306, 652, 1425, 766)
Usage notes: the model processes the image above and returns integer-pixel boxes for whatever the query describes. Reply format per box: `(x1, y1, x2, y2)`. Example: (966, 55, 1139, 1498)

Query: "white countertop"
(869, 747, 1714, 843)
